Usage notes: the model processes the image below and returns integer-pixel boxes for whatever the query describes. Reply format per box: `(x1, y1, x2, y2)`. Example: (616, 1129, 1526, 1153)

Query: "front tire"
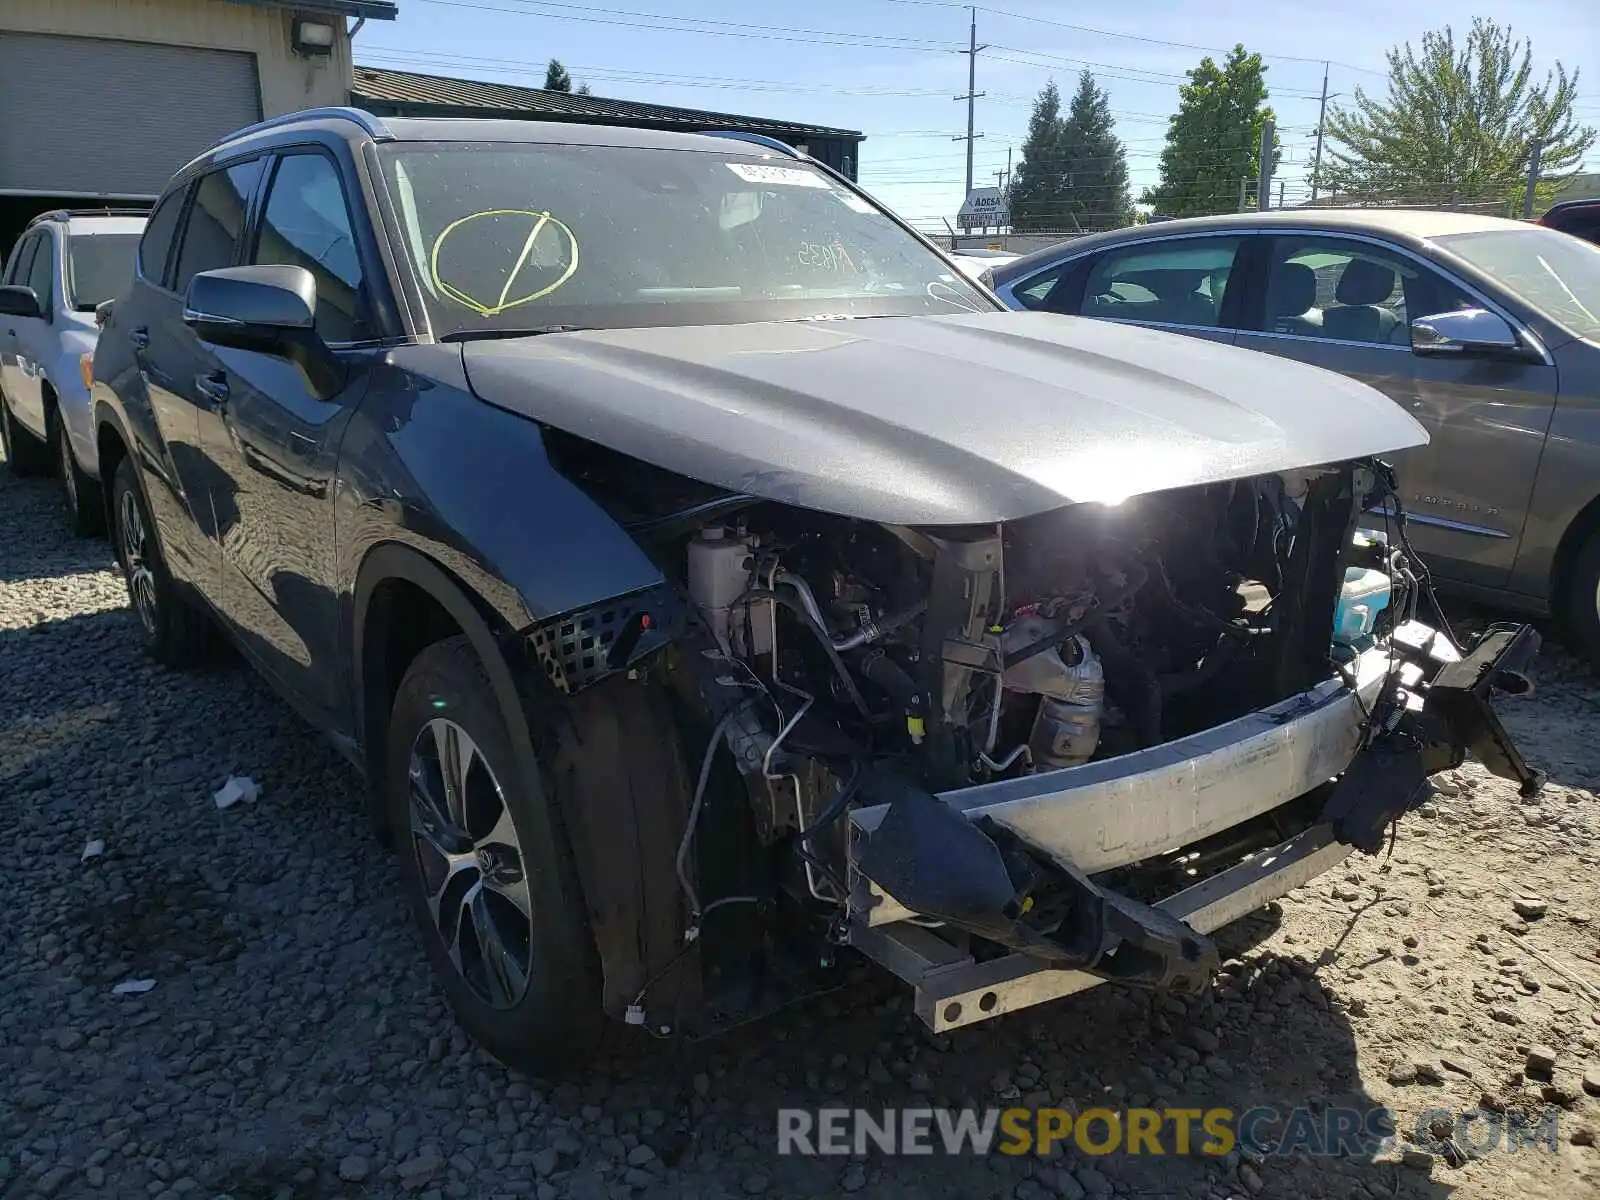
(386, 635, 605, 1071)
(55, 415, 105, 537)
(1563, 526, 1600, 669)
(110, 456, 214, 667)
(0, 395, 51, 476)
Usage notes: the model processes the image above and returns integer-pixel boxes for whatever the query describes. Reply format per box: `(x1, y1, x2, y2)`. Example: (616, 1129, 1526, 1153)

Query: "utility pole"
(953, 6, 987, 199)
(1257, 118, 1276, 211)
(1310, 62, 1329, 203)
(1524, 139, 1544, 219)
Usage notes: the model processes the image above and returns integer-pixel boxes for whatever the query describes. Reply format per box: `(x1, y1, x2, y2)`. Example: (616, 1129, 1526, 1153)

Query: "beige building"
(0, 0, 395, 202)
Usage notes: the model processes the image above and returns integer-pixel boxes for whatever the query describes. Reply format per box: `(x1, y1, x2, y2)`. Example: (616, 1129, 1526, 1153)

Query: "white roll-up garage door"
(0, 32, 262, 196)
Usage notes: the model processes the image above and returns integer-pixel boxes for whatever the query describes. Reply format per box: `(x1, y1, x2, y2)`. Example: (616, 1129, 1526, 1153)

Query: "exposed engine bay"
(673, 462, 1359, 808)
(537, 431, 1542, 1035)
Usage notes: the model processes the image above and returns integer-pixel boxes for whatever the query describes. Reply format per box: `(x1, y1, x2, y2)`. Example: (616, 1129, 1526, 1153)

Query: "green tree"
(1056, 71, 1131, 230)
(544, 58, 572, 92)
(1319, 19, 1595, 211)
(1007, 82, 1064, 231)
(1142, 46, 1275, 218)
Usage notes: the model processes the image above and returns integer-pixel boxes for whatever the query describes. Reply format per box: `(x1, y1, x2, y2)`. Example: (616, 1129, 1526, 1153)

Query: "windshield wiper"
(440, 325, 594, 343)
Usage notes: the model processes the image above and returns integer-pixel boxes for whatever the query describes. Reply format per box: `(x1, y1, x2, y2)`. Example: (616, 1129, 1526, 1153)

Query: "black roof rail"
(700, 131, 804, 158)
(202, 106, 393, 155)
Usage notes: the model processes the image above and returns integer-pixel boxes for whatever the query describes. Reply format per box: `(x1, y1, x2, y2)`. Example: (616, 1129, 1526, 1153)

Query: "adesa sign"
(958, 186, 1008, 229)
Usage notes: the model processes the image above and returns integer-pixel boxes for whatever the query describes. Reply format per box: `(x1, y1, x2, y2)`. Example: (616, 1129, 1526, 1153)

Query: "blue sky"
(357, 1, 1599, 228)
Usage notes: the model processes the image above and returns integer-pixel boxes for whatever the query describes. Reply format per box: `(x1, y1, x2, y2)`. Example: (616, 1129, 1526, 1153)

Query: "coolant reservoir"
(1334, 566, 1392, 646)
(1002, 618, 1104, 768)
(687, 528, 768, 654)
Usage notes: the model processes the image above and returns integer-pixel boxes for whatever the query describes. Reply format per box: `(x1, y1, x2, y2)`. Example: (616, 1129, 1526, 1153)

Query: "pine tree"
(1008, 82, 1065, 231)
(544, 59, 573, 92)
(1142, 46, 1275, 218)
(1056, 72, 1131, 231)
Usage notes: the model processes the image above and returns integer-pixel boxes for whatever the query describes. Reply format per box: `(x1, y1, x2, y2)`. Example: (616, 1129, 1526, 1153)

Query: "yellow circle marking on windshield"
(428, 209, 579, 316)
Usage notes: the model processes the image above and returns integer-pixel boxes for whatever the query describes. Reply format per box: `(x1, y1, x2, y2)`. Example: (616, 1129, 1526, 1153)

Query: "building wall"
(1, 0, 353, 115)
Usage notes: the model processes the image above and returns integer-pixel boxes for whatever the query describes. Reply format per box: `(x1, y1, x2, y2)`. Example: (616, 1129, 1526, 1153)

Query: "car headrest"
(1269, 262, 1317, 316)
(1336, 258, 1396, 306)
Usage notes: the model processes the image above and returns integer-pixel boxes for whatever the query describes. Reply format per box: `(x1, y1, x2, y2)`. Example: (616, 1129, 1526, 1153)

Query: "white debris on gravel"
(110, 979, 156, 996)
(212, 775, 260, 810)
(4, 452, 1600, 1198)
(79, 839, 104, 863)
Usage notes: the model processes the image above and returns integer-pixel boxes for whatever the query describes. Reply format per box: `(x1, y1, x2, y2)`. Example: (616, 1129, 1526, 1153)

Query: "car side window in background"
(1081, 238, 1243, 328)
(1012, 265, 1069, 310)
(1258, 237, 1470, 346)
(173, 159, 266, 297)
(26, 231, 54, 312)
(251, 153, 367, 342)
(138, 188, 187, 288)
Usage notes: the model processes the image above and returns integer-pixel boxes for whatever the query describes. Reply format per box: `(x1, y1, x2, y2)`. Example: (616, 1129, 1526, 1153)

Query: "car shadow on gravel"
(506, 926, 1463, 1200)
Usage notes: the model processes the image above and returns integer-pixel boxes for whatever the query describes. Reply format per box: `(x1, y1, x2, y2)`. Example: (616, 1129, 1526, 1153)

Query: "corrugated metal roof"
(351, 66, 863, 141)
(232, 0, 399, 18)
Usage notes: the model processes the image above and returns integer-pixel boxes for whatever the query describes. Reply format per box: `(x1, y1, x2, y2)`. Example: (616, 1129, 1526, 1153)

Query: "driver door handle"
(129, 327, 150, 351)
(195, 372, 230, 409)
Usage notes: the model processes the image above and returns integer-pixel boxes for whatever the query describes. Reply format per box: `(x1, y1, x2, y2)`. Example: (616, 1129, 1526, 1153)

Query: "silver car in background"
(0, 209, 146, 534)
(985, 210, 1600, 666)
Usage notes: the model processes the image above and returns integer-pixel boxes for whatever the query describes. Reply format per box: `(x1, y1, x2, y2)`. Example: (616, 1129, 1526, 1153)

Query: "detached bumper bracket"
(1321, 621, 1544, 853)
(1416, 622, 1545, 798)
(854, 769, 1218, 993)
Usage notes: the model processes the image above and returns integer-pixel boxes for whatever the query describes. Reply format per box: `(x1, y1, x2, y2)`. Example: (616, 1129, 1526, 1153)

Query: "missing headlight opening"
(537, 432, 1541, 1038)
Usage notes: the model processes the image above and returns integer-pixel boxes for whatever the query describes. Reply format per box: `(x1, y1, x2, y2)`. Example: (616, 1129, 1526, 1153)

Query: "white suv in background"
(0, 210, 146, 534)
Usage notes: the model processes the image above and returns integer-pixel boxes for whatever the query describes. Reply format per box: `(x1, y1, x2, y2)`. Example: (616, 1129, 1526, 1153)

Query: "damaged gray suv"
(91, 108, 1540, 1069)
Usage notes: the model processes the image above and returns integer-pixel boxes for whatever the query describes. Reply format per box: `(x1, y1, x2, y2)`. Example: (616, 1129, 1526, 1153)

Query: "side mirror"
(184, 265, 343, 397)
(184, 265, 316, 343)
(1410, 308, 1527, 359)
(0, 285, 44, 320)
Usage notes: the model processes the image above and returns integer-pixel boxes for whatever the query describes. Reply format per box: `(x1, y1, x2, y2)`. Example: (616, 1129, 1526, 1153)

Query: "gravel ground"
(4, 454, 1600, 1200)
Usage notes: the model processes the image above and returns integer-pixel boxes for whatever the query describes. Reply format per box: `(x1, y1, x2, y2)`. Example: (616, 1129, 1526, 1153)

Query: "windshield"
(378, 143, 991, 337)
(67, 233, 140, 311)
(1432, 226, 1600, 341)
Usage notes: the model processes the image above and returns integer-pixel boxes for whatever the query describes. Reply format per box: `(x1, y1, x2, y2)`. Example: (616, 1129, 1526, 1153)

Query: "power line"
(415, 0, 963, 52)
(874, 0, 1391, 74)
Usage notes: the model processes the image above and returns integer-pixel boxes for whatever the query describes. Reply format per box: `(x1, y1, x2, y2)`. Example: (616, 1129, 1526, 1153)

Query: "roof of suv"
(201, 106, 818, 162)
(26, 210, 148, 237)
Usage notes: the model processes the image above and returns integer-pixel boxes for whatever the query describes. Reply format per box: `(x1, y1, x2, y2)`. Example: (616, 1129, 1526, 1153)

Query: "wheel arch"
(353, 540, 700, 1024)
(352, 541, 528, 844)
(1550, 490, 1600, 620)
(94, 401, 134, 541)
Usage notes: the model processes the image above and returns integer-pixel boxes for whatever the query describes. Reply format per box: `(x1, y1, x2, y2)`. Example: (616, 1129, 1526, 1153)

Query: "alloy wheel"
(408, 717, 533, 1010)
(118, 490, 158, 634)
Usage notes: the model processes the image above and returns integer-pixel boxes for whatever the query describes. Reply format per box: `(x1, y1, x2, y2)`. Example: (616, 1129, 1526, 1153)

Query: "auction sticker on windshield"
(726, 162, 831, 188)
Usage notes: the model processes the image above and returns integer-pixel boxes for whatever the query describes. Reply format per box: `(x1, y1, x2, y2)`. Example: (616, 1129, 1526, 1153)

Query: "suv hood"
(462, 311, 1427, 526)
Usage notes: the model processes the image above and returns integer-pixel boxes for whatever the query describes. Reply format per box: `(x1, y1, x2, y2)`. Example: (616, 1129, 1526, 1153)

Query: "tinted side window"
(1257, 236, 1473, 346)
(252, 153, 367, 342)
(1011, 264, 1070, 310)
(5, 233, 38, 287)
(1081, 238, 1243, 328)
(138, 188, 187, 287)
(27, 230, 55, 310)
(173, 159, 266, 296)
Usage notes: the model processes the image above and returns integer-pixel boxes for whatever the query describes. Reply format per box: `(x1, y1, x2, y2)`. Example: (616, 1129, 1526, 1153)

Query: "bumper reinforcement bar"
(849, 822, 1351, 1032)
